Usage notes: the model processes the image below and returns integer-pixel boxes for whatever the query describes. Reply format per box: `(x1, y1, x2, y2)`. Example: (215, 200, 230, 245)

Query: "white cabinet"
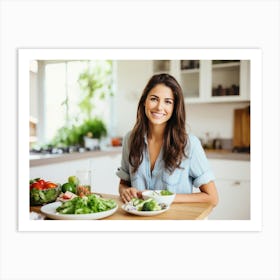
(152, 60, 250, 103)
(90, 154, 121, 195)
(209, 178, 250, 220)
(208, 159, 250, 220)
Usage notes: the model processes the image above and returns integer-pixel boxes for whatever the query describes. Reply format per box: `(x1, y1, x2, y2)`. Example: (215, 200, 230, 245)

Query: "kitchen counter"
(204, 149, 250, 161)
(30, 146, 122, 167)
(30, 193, 214, 220)
(30, 147, 249, 167)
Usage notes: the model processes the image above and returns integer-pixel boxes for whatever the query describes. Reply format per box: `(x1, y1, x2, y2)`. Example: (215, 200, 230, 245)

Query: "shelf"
(212, 62, 240, 69)
(181, 68, 200, 74)
(185, 96, 250, 104)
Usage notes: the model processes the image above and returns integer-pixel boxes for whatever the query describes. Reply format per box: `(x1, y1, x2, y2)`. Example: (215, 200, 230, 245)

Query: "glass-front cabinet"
(180, 60, 200, 99)
(152, 60, 250, 103)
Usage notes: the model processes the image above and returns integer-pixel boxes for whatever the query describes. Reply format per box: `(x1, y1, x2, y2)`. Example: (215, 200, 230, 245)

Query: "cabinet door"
(208, 159, 250, 220)
(239, 60, 250, 100)
(208, 179, 250, 220)
(179, 60, 201, 100)
(210, 159, 250, 181)
(179, 60, 211, 103)
(90, 154, 121, 195)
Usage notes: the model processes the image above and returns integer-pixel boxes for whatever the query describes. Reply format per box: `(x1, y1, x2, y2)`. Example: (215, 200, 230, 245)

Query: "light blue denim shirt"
(116, 131, 215, 194)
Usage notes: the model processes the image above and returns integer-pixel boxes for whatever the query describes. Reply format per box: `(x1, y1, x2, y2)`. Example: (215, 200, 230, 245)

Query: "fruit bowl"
(30, 184, 61, 206)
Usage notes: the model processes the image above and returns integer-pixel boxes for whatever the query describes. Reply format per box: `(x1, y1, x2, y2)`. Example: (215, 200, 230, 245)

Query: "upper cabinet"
(152, 60, 250, 103)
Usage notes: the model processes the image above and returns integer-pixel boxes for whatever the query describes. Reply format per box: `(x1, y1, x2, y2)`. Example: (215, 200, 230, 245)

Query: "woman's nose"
(155, 100, 164, 110)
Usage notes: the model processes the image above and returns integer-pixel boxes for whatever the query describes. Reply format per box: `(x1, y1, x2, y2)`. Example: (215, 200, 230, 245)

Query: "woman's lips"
(151, 112, 165, 119)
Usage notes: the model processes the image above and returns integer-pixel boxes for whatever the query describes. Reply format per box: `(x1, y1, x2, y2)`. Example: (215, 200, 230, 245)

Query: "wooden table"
(30, 193, 214, 220)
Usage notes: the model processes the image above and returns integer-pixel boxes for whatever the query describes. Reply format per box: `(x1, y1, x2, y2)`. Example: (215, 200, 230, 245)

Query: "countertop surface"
(30, 147, 250, 167)
(30, 146, 123, 166)
(204, 149, 250, 161)
(30, 193, 214, 220)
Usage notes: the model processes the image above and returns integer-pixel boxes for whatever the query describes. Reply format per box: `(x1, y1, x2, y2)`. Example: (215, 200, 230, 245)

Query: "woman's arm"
(119, 179, 142, 203)
(174, 181, 219, 206)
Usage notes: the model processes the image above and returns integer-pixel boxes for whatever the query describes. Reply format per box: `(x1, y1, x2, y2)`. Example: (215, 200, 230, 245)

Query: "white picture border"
(18, 48, 262, 232)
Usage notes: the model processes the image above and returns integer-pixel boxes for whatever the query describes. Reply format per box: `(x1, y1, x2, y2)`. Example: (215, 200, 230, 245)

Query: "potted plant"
(51, 124, 83, 147)
(80, 118, 107, 150)
(51, 118, 107, 149)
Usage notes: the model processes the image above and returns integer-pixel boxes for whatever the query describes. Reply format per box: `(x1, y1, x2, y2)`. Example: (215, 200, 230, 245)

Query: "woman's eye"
(150, 97, 157, 101)
(165, 100, 173, 105)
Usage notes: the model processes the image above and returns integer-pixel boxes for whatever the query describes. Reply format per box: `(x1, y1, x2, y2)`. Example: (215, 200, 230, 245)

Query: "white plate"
(41, 201, 118, 220)
(121, 204, 169, 216)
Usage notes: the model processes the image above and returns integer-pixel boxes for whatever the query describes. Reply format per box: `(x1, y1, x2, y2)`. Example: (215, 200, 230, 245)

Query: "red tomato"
(30, 182, 44, 190)
(37, 179, 45, 186)
(44, 181, 57, 189)
(62, 194, 70, 199)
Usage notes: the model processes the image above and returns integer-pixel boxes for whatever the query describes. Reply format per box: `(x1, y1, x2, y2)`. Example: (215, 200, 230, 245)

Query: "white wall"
(186, 102, 250, 140)
(114, 60, 153, 136)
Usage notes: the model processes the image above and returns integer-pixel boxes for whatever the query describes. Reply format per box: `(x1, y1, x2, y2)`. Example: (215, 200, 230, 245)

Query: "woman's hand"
(119, 179, 144, 203)
(119, 182, 143, 203)
(120, 187, 144, 203)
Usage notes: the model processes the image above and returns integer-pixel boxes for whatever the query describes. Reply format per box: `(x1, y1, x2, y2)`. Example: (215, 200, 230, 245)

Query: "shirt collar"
(144, 134, 148, 145)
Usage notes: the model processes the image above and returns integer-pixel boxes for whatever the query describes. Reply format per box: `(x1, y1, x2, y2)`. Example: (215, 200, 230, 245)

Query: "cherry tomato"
(44, 181, 57, 189)
(30, 182, 44, 190)
(37, 179, 45, 186)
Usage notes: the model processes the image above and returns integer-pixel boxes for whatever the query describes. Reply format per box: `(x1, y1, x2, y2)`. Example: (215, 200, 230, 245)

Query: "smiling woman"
(117, 73, 218, 206)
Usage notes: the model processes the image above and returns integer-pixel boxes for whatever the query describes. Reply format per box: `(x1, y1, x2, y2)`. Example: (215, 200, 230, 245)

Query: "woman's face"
(144, 84, 175, 127)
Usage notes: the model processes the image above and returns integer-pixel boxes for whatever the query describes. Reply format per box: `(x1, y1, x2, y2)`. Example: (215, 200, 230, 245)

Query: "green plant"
(79, 118, 107, 139)
(50, 118, 107, 147)
(51, 124, 83, 147)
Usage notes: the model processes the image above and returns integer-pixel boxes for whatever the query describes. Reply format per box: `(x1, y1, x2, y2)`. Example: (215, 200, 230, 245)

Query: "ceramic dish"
(41, 201, 118, 220)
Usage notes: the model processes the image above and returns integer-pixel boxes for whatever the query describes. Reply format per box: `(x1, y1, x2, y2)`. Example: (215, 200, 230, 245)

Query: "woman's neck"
(148, 124, 166, 142)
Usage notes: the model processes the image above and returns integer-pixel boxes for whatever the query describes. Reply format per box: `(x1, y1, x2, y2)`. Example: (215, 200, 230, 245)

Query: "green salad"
(129, 198, 165, 211)
(160, 190, 173, 196)
(56, 194, 117, 214)
(30, 185, 61, 206)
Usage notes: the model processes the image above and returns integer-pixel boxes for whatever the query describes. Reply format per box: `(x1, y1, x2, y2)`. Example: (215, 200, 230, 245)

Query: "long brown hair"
(129, 73, 188, 173)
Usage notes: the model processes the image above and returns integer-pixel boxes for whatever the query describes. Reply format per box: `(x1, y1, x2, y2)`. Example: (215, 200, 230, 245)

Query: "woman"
(116, 73, 218, 206)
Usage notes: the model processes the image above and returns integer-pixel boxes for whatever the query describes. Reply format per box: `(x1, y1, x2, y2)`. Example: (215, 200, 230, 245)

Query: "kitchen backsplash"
(186, 102, 250, 140)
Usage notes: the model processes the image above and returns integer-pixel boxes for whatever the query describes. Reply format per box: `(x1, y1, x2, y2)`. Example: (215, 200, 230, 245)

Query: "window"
(38, 60, 113, 143)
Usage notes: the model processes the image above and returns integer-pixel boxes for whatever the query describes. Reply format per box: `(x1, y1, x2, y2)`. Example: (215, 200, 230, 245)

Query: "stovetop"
(30, 145, 100, 155)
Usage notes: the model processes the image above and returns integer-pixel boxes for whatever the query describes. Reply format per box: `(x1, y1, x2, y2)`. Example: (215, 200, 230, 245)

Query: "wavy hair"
(129, 73, 188, 173)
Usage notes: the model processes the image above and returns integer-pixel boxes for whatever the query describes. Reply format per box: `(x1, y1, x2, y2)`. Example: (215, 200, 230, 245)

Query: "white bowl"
(142, 190, 176, 206)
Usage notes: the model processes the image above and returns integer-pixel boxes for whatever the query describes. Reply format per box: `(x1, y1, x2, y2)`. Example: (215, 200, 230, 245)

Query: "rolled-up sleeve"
(189, 135, 215, 188)
(116, 132, 131, 182)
